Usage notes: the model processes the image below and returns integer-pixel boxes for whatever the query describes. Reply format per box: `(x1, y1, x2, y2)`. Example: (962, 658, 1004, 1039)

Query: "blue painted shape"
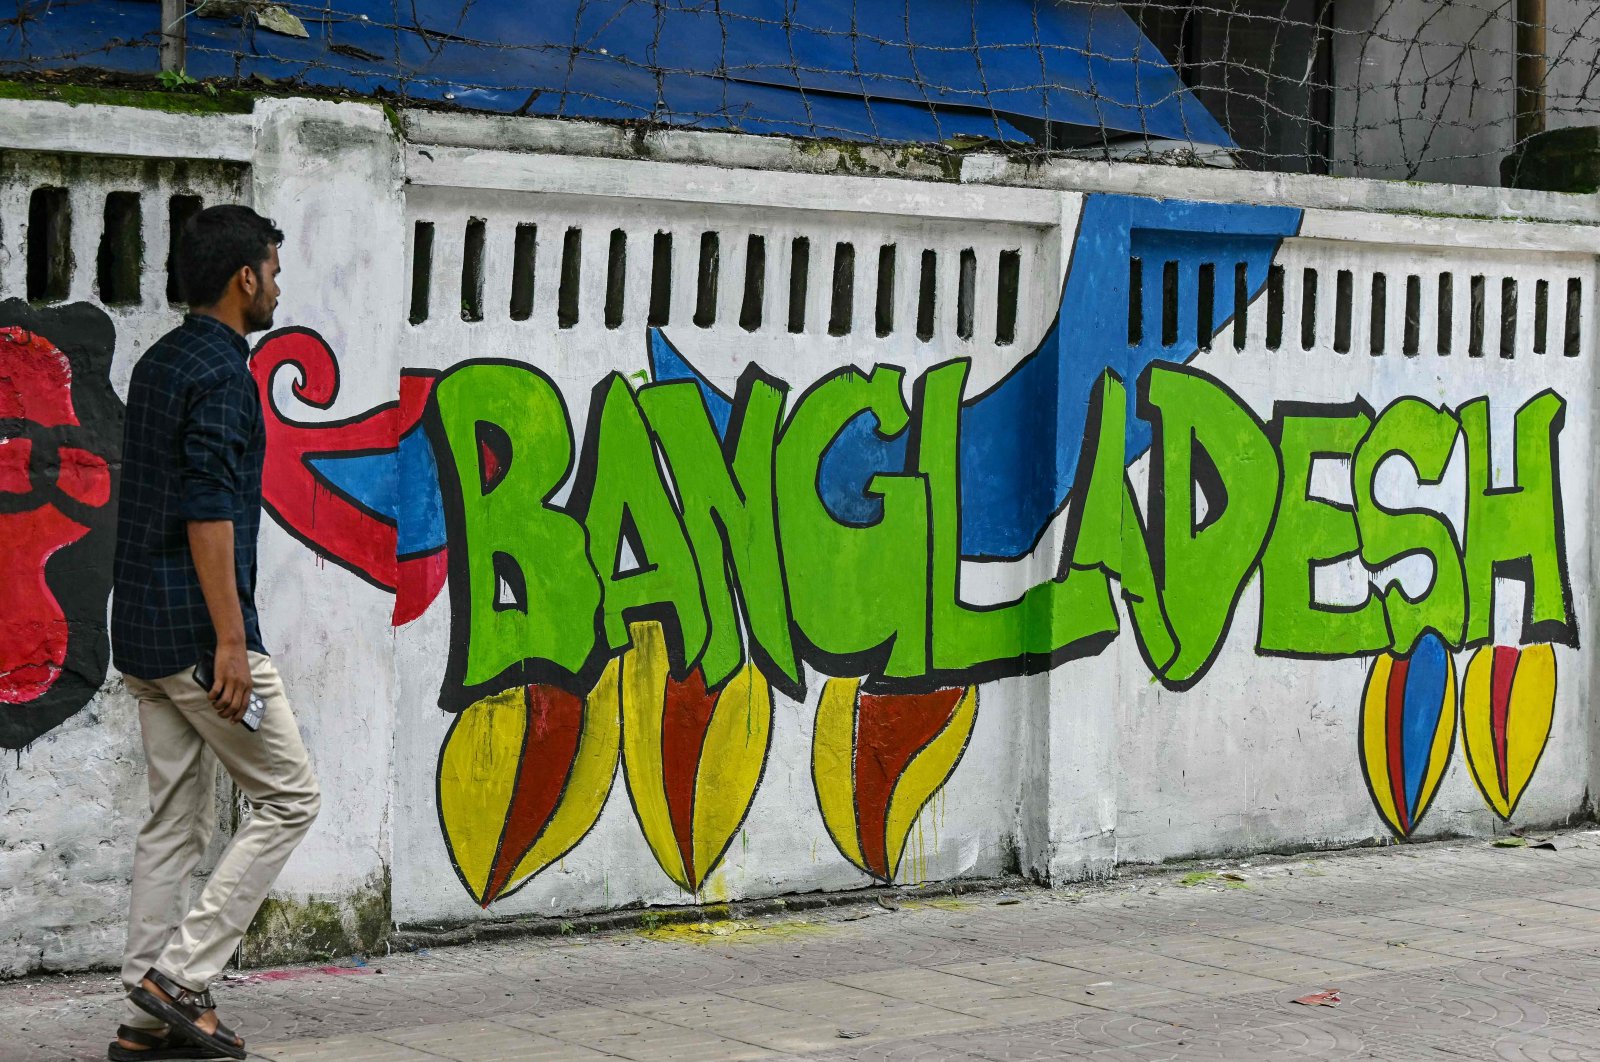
(395, 429, 449, 556)
(817, 414, 911, 527)
(819, 194, 1301, 559)
(8, 2, 1228, 147)
(307, 430, 447, 557)
(648, 329, 733, 439)
(1399, 632, 1450, 817)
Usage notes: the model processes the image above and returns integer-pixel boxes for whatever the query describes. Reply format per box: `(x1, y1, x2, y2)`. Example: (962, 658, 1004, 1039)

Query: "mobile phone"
(192, 653, 265, 732)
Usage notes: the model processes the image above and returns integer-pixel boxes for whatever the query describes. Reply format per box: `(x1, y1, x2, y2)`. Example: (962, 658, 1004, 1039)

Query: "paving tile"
(1030, 944, 1295, 997)
(614, 991, 852, 1053)
(377, 1019, 614, 1060)
(935, 956, 1203, 1011)
(249, 1034, 448, 1061)
(503, 1004, 777, 1061)
(726, 979, 990, 1040)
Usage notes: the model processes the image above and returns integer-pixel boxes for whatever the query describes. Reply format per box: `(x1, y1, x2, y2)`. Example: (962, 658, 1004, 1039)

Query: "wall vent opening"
(1300, 267, 1318, 350)
(830, 241, 855, 337)
(787, 236, 810, 334)
(510, 223, 537, 321)
(166, 194, 202, 305)
(1404, 275, 1421, 355)
(460, 217, 486, 322)
(1127, 256, 1143, 345)
(97, 191, 143, 306)
(1437, 273, 1454, 354)
(558, 226, 582, 329)
(408, 220, 434, 324)
(1499, 278, 1518, 358)
(694, 232, 720, 328)
(1266, 264, 1284, 350)
(26, 187, 72, 304)
(956, 248, 977, 341)
(1469, 274, 1486, 357)
(649, 231, 672, 327)
(1369, 273, 1386, 355)
(1196, 262, 1215, 350)
(1333, 269, 1353, 354)
(996, 249, 1020, 346)
(1534, 278, 1549, 354)
(740, 234, 765, 332)
(875, 245, 897, 338)
(1564, 278, 1582, 357)
(917, 250, 937, 342)
(1233, 262, 1249, 350)
(604, 228, 627, 330)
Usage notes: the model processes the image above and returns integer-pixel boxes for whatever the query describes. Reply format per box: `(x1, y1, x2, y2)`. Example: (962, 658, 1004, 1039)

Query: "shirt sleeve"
(180, 370, 256, 521)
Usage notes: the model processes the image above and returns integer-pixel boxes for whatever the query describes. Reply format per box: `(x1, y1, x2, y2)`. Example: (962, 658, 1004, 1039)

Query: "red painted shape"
(661, 668, 719, 885)
(1385, 658, 1412, 834)
(0, 438, 32, 494)
(394, 549, 449, 626)
(1490, 645, 1520, 801)
(853, 687, 964, 880)
(0, 328, 73, 425)
(479, 439, 503, 488)
(0, 327, 107, 709)
(484, 684, 586, 905)
(56, 447, 110, 507)
(251, 333, 443, 621)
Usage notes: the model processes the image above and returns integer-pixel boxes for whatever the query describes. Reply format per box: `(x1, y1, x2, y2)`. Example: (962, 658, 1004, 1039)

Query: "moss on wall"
(0, 79, 255, 115)
(239, 869, 391, 967)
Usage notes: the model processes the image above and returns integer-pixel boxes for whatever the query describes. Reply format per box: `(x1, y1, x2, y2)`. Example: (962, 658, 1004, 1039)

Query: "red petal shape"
(483, 684, 585, 905)
(1385, 658, 1411, 834)
(854, 688, 964, 880)
(661, 668, 718, 885)
(1489, 645, 1519, 801)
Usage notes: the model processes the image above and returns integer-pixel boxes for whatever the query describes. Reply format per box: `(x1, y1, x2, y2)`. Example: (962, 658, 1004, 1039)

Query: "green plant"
(156, 69, 199, 91)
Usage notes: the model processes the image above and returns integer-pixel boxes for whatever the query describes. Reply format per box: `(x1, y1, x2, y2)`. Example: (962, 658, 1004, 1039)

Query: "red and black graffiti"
(0, 301, 123, 750)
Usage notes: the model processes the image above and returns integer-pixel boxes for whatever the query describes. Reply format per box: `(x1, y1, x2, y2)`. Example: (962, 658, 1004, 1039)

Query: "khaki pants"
(120, 652, 320, 1029)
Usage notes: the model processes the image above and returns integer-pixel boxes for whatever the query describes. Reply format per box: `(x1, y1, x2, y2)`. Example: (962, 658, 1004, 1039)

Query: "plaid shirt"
(112, 314, 267, 680)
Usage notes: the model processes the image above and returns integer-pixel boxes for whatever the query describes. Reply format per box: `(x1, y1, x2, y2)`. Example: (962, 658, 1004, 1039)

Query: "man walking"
(110, 206, 319, 1061)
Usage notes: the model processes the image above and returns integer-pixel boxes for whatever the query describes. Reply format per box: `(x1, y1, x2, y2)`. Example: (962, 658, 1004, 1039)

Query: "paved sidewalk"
(7, 832, 1600, 1061)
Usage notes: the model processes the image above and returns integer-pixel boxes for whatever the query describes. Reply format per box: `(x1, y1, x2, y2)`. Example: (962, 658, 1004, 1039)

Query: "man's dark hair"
(177, 205, 284, 307)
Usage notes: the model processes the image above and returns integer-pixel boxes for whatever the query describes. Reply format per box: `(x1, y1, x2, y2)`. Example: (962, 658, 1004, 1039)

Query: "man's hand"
(210, 641, 252, 722)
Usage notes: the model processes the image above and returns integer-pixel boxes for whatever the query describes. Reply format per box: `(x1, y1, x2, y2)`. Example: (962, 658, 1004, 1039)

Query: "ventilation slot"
(558, 227, 582, 330)
(408, 221, 434, 325)
(1369, 273, 1386, 356)
(604, 229, 627, 330)
(694, 232, 720, 329)
(830, 241, 855, 337)
(1127, 257, 1143, 345)
(875, 245, 896, 338)
(787, 237, 810, 334)
(166, 194, 201, 305)
(1534, 279, 1549, 354)
(1161, 260, 1179, 347)
(1300, 268, 1318, 351)
(1196, 262, 1214, 350)
(916, 250, 937, 342)
(1266, 264, 1284, 350)
(1333, 269, 1352, 354)
(956, 248, 977, 341)
(649, 232, 672, 327)
(740, 235, 765, 332)
(996, 249, 1020, 345)
(1404, 275, 1421, 355)
(510, 223, 537, 321)
(1437, 273, 1453, 354)
(1565, 278, 1582, 357)
(460, 218, 486, 322)
(97, 192, 142, 306)
(27, 188, 71, 304)
(1499, 278, 1518, 359)
(1232, 262, 1248, 350)
(1469, 274, 1486, 357)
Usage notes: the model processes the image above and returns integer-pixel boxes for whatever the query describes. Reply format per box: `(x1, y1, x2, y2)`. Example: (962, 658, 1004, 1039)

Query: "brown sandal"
(107, 1024, 223, 1061)
(127, 968, 246, 1060)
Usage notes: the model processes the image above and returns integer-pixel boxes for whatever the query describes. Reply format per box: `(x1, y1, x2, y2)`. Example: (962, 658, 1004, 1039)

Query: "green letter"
(1142, 365, 1281, 687)
(1460, 391, 1574, 645)
(433, 361, 600, 700)
(575, 375, 709, 669)
(641, 375, 797, 688)
(776, 367, 928, 680)
(1258, 405, 1388, 655)
(1352, 398, 1465, 653)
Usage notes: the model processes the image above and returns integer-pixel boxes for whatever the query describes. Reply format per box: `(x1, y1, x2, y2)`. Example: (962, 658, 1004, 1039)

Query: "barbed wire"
(2, 1, 1597, 186)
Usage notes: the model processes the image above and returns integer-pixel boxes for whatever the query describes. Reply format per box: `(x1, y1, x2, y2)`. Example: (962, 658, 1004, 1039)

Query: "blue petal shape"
(1400, 632, 1450, 816)
(649, 329, 733, 440)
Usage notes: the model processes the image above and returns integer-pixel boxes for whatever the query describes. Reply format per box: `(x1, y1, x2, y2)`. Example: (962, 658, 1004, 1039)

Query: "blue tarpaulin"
(3, 1, 1231, 147)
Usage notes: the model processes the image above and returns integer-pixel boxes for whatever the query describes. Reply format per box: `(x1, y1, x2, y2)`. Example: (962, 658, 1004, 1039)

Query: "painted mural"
(248, 193, 1577, 905)
(0, 300, 122, 751)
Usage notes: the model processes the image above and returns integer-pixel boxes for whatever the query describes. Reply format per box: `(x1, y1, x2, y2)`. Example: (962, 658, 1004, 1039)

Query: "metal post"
(160, 0, 187, 74)
(1516, 0, 1547, 144)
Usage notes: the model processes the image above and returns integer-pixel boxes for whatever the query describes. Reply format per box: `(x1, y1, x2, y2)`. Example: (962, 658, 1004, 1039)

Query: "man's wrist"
(215, 634, 247, 650)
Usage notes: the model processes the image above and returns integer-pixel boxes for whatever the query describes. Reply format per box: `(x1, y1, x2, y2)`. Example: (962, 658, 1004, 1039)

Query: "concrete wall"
(2, 95, 1597, 976)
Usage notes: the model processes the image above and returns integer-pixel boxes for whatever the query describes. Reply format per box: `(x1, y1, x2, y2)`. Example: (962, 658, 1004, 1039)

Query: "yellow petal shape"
(690, 663, 772, 888)
(437, 687, 525, 903)
(1461, 644, 1557, 821)
(619, 620, 689, 890)
(884, 686, 978, 879)
(436, 672, 619, 906)
(813, 677, 867, 875)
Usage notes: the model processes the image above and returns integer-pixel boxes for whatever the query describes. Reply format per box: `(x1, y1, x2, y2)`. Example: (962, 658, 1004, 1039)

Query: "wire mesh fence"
(3, 1, 1598, 187)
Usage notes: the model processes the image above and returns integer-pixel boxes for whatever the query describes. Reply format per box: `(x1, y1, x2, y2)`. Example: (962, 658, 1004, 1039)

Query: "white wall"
(0, 96, 1596, 976)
